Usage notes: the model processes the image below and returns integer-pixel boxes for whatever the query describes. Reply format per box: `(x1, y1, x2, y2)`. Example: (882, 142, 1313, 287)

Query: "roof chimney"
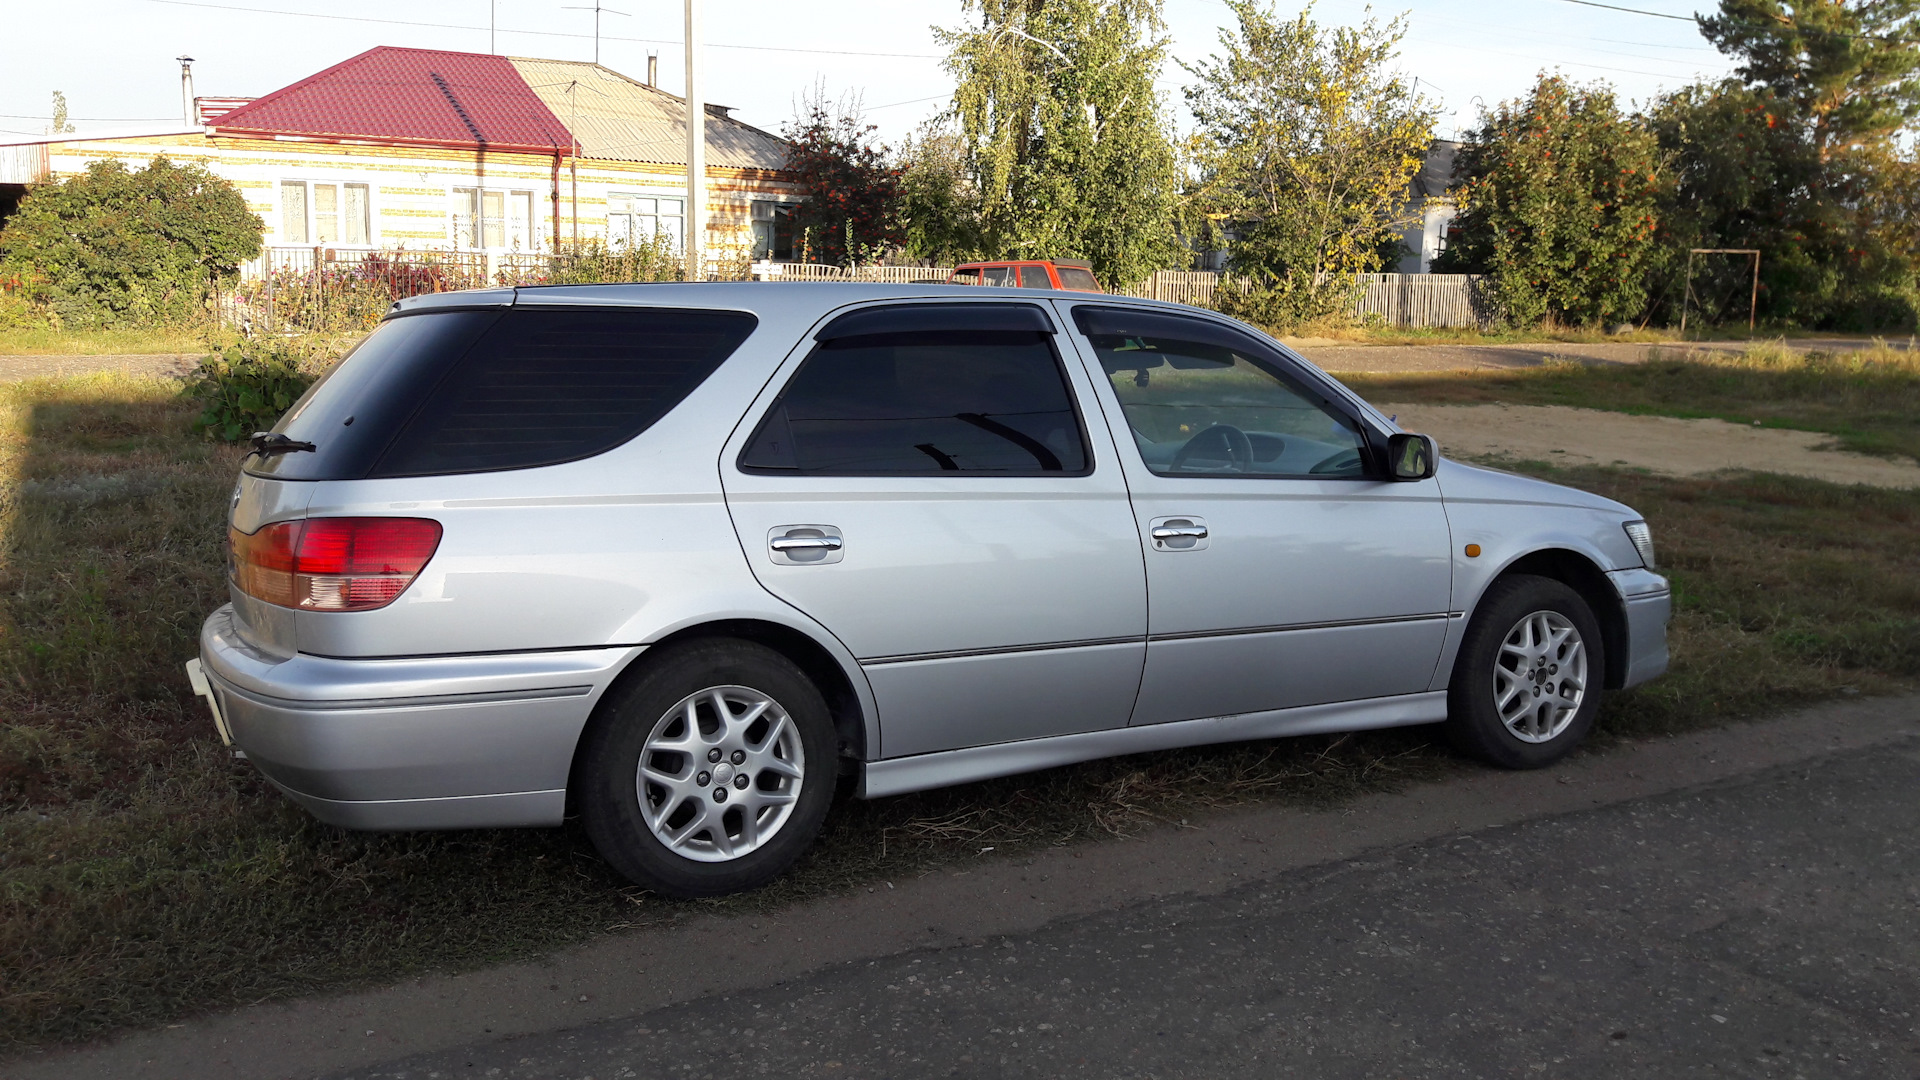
(177, 56, 196, 125)
(646, 52, 658, 88)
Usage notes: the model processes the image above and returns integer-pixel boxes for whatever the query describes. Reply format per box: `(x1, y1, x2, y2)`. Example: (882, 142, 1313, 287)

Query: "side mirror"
(1387, 433, 1436, 481)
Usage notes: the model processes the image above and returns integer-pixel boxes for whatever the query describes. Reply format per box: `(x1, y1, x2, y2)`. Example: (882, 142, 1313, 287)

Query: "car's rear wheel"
(577, 639, 836, 897)
(1446, 574, 1605, 769)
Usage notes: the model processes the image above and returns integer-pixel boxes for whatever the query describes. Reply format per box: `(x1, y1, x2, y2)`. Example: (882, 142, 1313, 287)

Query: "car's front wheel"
(1446, 574, 1605, 769)
(577, 639, 836, 897)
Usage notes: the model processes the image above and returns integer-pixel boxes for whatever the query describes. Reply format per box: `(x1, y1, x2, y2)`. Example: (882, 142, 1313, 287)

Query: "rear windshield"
(1056, 266, 1100, 291)
(247, 306, 758, 480)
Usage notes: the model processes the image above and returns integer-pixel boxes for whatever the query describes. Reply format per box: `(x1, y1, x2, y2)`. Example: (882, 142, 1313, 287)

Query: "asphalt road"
(331, 719, 1920, 1080)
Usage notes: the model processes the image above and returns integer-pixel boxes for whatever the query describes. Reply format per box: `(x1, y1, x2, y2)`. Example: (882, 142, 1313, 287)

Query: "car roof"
(394, 281, 1180, 316)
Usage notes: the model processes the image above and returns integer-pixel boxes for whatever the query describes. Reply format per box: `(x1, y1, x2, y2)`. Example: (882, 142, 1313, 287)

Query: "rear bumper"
(1608, 568, 1671, 689)
(197, 604, 643, 830)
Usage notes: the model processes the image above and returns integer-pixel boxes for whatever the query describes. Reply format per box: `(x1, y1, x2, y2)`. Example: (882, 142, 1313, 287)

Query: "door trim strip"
(1147, 611, 1457, 643)
(861, 635, 1143, 666)
(859, 691, 1449, 799)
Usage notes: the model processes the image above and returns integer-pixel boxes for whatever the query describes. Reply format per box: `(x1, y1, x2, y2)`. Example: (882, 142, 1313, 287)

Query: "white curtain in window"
(280, 181, 307, 244)
(313, 184, 339, 244)
(343, 183, 370, 246)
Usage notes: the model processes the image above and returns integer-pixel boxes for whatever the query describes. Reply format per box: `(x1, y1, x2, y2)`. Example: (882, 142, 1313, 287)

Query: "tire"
(576, 638, 836, 898)
(1446, 574, 1606, 770)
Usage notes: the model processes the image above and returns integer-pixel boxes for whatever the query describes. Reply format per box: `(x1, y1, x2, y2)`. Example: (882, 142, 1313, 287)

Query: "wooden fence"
(757, 264, 1486, 328)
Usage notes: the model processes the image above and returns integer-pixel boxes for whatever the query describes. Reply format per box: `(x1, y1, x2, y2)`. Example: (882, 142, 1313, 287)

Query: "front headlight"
(1622, 520, 1655, 569)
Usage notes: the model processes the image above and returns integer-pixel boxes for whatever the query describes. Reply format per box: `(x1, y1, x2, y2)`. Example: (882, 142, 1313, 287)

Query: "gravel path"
(0, 354, 201, 382)
(1387, 402, 1920, 489)
(1293, 336, 1914, 374)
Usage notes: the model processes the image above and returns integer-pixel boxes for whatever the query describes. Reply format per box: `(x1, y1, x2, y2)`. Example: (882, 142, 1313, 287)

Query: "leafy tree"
(896, 119, 985, 265)
(1673, 1, 1920, 328)
(937, 0, 1186, 287)
(1699, 0, 1920, 161)
(1184, 1, 1435, 324)
(49, 91, 75, 135)
(1438, 75, 1666, 328)
(0, 157, 262, 327)
(781, 90, 905, 268)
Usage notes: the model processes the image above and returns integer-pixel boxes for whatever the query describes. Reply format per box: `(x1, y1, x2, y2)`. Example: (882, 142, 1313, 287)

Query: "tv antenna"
(562, 1, 629, 64)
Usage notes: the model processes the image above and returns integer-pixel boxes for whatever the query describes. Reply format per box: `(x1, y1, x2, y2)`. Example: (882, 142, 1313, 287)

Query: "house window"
(751, 200, 795, 260)
(452, 188, 537, 250)
(607, 193, 684, 250)
(280, 181, 370, 246)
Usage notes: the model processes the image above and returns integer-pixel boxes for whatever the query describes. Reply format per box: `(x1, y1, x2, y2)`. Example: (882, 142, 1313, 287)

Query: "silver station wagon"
(189, 284, 1670, 897)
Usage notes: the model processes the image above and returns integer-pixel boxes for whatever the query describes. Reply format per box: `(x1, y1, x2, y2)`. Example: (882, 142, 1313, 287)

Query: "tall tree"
(1656, 1, 1920, 328)
(781, 89, 905, 269)
(937, 0, 1186, 287)
(1439, 74, 1666, 328)
(48, 91, 75, 135)
(896, 119, 985, 265)
(1184, 1, 1435, 324)
(1699, 0, 1920, 161)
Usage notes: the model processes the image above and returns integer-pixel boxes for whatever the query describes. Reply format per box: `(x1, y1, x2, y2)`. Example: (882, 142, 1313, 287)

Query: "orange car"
(948, 259, 1104, 292)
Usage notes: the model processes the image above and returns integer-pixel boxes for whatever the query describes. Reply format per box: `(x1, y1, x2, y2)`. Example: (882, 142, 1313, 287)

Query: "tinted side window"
(371, 307, 757, 477)
(1073, 306, 1370, 479)
(741, 306, 1090, 476)
(1019, 265, 1054, 289)
(950, 268, 980, 284)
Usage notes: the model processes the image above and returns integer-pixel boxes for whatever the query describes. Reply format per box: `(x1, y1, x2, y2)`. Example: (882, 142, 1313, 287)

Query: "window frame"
(1067, 303, 1391, 482)
(451, 186, 541, 251)
(279, 179, 373, 247)
(735, 301, 1100, 480)
(606, 190, 687, 252)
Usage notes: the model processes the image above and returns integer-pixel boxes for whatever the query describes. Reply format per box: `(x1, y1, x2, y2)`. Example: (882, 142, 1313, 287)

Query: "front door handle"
(1148, 516, 1210, 551)
(767, 525, 844, 565)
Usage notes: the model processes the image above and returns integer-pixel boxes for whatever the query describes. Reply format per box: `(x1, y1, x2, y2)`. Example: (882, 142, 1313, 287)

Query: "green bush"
(0, 157, 262, 329)
(1213, 270, 1358, 333)
(186, 338, 326, 442)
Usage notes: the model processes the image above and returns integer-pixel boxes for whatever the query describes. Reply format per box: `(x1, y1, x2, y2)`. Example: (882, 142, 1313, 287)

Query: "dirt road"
(0, 354, 200, 382)
(1386, 402, 1920, 489)
(1292, 336, 1914, 374)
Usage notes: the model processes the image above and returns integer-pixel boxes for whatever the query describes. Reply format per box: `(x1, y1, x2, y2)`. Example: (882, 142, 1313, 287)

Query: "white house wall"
(38, 133, 798, 272)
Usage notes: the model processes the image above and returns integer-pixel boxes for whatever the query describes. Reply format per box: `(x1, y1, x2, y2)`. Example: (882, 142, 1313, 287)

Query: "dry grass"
(1342, 339, 1920, 463)
(0, 327, 212, 357)
(0, 372, 1914, 1051)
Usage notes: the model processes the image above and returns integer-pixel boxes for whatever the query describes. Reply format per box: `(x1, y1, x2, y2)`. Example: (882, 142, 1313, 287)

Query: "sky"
(0, 0, 1737, 146)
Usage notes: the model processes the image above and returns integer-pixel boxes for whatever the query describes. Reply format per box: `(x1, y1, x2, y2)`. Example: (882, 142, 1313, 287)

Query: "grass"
(1340, 340, 1920, 463)
(0, 326, 216, 357)
(1, 371, 1916, 1051)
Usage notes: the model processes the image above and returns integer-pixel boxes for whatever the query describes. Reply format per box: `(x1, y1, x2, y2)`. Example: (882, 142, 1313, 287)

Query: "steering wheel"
(1307, 447, 1364, 475)
(1171, 424, 1255, 473)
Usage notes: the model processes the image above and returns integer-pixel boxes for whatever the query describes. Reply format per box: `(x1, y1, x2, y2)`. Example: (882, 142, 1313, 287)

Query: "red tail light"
(231, 517, 443, 612)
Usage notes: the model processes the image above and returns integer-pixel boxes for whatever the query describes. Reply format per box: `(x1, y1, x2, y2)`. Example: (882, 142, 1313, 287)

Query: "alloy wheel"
(636, 685, 805, 862)
(1492, 610, 1589, 743)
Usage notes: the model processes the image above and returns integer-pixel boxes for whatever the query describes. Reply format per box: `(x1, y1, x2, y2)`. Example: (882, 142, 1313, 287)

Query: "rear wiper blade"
(248, 432, 317, 456)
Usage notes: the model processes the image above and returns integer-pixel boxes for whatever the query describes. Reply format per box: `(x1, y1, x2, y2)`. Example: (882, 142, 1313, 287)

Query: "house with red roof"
(0, 46, 800, 271)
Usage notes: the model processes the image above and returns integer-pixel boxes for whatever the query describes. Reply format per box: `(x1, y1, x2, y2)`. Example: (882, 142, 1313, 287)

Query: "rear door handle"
(1148, 516, 1210, 551)
(767, 525, 844, 565)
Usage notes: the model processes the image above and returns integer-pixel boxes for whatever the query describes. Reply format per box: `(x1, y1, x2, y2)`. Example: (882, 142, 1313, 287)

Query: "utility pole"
(684, 0, 704, 280)
(490, 0, 496, 54)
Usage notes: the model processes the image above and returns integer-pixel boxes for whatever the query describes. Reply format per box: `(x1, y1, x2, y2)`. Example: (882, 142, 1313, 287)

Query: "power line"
(142, 0, 944, 60)
(1551, 0, 1697, 21)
